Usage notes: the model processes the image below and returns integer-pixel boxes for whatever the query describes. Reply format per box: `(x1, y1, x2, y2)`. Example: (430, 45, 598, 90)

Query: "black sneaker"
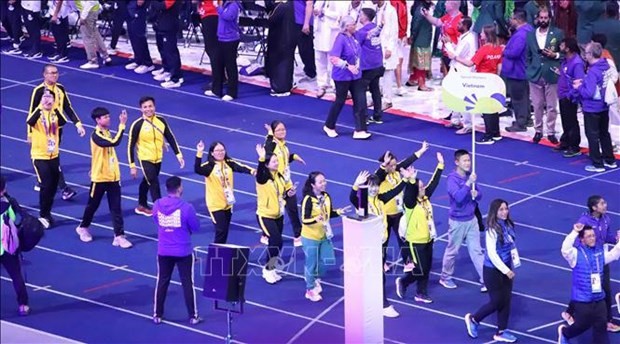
(371, 116, 383, 124)
(533, 132, 543, 143)
(505, 125, 527, 133)
(553, 145, 569, 152)
(477, 136, 495, 145)
(563, 149, 582, 158)
(547, 135, 559, 145)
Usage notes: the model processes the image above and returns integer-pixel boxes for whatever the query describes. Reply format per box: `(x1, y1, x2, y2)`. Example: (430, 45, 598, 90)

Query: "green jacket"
(472, 0, 507, 35)
(410, 3, 432, 48)
(592, 18, 620, 71)
(526, 26, 564, 83)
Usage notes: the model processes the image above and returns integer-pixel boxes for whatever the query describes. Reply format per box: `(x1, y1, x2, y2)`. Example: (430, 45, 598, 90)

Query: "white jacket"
(446, 30, 477, 73)
(376, 1, 398, 70)
(313, 0, 346, 52)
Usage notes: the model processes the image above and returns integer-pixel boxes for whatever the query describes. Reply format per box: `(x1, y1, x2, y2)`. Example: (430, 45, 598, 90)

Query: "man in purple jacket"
(563, 195, 620, 332)
(573, 42, 617, 173)
(152, 176, 201, 325)
(502, 8, 534, 133)
(440, 149, 485, 291)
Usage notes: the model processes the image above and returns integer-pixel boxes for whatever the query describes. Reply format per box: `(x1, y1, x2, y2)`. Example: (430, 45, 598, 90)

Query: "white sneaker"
(76, 226, 93, 242)
(313, 279, 322, 294)
(152, 68, 165, 76)
(125, 62, 139, 70)
(396, 87, 408, 96)
(80, 61, 99, 69)
(222, 95, 234, 101)
(161, 79, 183, 89)
(561, 311, 575, 326)
(107, 48, 117, 56)
(383, 305, 400, 318)
(154, 72, 171, 81)
(204, 90, 216, 97)
(353, 131, 372, 140)
(273, 270, 283, 282)
(403, 262, 415, 273)
(305, 290, 322, 302)
(260, 235, 269, 245)
(293, 237, 302, 247)
(262, 267, 279, 284)
(323, 126, 338, 138)
(134, 65, 155, 74)
(112, 235, 133, 249)
(38, 217, 50, 229)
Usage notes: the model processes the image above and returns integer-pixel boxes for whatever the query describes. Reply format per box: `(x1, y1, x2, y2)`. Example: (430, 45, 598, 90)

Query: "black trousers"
(257, 215, 284, 270)
(506, 78, 530, 129)
(110, 0, 128, 49)
(158, 29, 183, 82)
(50, 17, 69, 57)
(385, 213, 410, 263)
(294, 24, 316, 78)
(325, 79, 367, 132)
(558, 98, 580, 151)
(583, 110, 614, 168)
(400, 241, 433, 296)
(362, 67, 385, 118)
(22, 9, 41, 54)
(1, 2, 22, 45)
(212, 40, 240, 98)
(138, 161, 162, 207)
(212, 209, 232, 244)
(285, 193, 302, 238)
(154, 28, 168, 71)
(79, 181, 124, 236)
(200, 16, 218, 65)
(127, 9, 153, 66)
(472, 266, 513, 332)
(0, 252, 28, 306)
(33, 158, 60, 218)
(482, 113, 500, 138)
(154, 254, 197, 318)
(562, 300, 609, 344)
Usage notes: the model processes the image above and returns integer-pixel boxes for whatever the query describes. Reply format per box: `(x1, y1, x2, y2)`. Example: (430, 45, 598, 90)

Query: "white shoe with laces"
(154, 72, 171, 81)
(134, 65, 155, 74)
(80, 61, 99, 69)
(313, 279, 322, 294)
(222, 95, 234, 101)
(125, 62, 138, 70)
(76, 226, 93, 242)
(305, 289, 322, 302)
(323, 126, 338, 138)
(112, 235, 133, 249)
(353, 131, 371, 140)
(152, 68, 165, 76)
(383, 305, 399, 318)
(161, 79, 183, 89)
(262, 267, 279, 284)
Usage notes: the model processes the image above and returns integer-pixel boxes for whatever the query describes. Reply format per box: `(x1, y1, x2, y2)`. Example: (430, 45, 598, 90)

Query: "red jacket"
(391, 0, 408, 39)
(198, 0, 218, 19)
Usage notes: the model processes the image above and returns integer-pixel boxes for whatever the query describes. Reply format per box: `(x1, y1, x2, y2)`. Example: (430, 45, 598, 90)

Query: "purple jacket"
(447, 171, 482, 221)
(331, 33, 362, 81)
(558, 54, 586, 101)
(576, 212, 617, 249)
(355, 23, 383, 71)
(576, 58, 610, 113)
(217, 0, 241, 42)
(293, 0, 313, 26)
(153, 196, 200, 257)
(501, 24, 534, 80)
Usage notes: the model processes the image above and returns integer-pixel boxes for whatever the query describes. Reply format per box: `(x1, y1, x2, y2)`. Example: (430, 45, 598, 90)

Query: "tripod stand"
(215, 301, 244, 344)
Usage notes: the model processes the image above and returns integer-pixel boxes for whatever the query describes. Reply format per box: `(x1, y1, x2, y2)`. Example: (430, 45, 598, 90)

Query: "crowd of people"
(1, 0, 620, 343)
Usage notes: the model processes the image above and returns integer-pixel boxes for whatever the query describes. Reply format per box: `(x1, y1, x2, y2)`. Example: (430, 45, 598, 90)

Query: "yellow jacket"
(301, 192, 341, 241)
(90, 125, 125, 182)
(194, 153, 254, 212)
(255, 157, 289, 219)
(375, 151, 420, 215)
(402, 163, 444, 244)
(127, 115, 182, 167)
(264, 134, 299, 188)
(27, 107, 66, 160)
(28, 82, 82, 137)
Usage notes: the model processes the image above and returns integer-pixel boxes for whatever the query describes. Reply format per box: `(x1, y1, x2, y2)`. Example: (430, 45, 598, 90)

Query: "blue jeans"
(301, 236, 335, 291)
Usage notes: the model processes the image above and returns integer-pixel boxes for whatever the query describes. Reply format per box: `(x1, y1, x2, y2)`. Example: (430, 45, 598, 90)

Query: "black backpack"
(5, 195, 44, 252)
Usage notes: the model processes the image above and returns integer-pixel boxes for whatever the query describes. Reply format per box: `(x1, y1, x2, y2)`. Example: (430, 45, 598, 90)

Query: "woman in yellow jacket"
(263, 121, 306, 247)
(395, 152, 444, 304)
(255, 144, 296, 284)
(301, 171, 350, 302)
(194, 140, 254, 244)
(349, 167, 415, 318)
